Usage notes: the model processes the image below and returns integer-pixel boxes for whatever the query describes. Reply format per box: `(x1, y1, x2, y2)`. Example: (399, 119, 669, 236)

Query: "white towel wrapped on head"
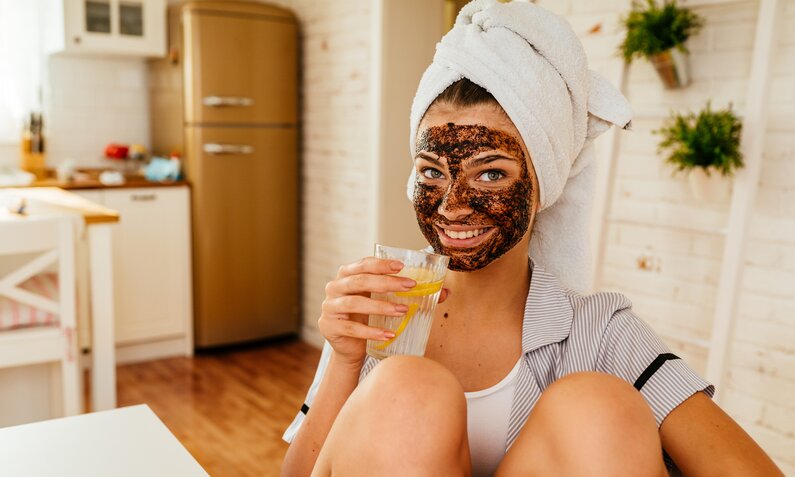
(406, 0, 632, 292)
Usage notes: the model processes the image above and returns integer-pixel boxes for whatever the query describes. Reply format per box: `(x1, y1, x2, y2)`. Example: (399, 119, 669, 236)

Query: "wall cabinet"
(73, 186, 193, 363)
(43, 0, 166, 57)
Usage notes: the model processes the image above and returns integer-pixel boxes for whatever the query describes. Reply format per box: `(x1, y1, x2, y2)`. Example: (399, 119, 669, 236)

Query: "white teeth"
(443, 228, 487, 240)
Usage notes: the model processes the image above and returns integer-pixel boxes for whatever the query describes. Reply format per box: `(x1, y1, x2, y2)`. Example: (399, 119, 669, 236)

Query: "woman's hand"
(318, 257, 449, 368)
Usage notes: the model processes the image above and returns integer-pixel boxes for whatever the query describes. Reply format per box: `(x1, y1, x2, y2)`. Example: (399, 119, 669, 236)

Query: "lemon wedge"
(394, 279, 444, 297)
(374, 303, 419, 350)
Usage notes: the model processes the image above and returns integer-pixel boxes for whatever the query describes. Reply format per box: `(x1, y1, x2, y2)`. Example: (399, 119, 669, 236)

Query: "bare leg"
(495, 372, 668, 477)
(312, 356, 471, 477)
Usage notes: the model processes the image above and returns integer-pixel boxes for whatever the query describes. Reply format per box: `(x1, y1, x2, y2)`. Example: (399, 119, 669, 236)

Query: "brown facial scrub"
(413, 123, 534, 271)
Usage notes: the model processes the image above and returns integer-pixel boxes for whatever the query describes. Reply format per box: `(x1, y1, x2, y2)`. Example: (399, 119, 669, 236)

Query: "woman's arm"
(660, 392, 784, 477)
(281, 257, 424, 476)
(281, 352, 362, 477)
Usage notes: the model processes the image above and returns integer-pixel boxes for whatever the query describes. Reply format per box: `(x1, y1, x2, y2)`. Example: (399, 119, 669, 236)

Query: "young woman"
(282, 2, 782, 476)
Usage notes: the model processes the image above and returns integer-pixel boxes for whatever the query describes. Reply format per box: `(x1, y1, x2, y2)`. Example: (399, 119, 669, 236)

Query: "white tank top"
(464, 356, 523, 477)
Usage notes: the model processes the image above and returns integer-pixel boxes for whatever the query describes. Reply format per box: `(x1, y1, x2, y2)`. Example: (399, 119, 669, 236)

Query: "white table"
(0, 405, 209, 476)
(0, 187, 118, 411)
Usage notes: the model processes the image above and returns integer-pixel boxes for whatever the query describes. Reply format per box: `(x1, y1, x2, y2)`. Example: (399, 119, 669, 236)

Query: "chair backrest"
(0, 216, 76, 330)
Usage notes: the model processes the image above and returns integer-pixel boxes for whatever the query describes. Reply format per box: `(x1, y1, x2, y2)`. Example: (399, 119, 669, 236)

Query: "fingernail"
(402, 279, 416, 288)
(395, 304, 409, 312)
(390, 261, 404, 271)
(384, 331, 396, 339)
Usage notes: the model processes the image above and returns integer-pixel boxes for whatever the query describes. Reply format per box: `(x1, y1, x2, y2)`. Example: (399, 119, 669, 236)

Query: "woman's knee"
(323, 356, 470, 475)
(357, 356, 467, 423)
(536, 371, 657, 432)
(534, 372, 663, 468)
(499, 372, 665, 477)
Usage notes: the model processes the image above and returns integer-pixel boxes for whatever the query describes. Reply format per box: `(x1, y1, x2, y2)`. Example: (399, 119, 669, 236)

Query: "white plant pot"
(688, 168, 731, 203)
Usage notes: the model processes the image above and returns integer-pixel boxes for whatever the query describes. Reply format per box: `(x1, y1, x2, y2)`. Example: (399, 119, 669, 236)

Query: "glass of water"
(366, 244, 449, 360)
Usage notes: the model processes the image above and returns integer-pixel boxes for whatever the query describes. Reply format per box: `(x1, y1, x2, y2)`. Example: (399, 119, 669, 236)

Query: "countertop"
(10, 167, 190, 191)
(0, 187, 120, 224)
(31, 177, 190, 190)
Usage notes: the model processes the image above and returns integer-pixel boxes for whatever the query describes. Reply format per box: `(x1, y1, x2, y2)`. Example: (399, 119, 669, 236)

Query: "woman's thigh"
(495, 372, 668, 477)
(312, 356, 472, 477)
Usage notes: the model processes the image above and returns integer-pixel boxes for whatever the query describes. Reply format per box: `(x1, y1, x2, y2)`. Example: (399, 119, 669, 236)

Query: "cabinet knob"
(73, 36, 82, 44)
(131, 193, 157, 202)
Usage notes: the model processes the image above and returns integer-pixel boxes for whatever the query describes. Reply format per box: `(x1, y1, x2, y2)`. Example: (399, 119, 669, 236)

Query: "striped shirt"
(283, 258, 714, 463)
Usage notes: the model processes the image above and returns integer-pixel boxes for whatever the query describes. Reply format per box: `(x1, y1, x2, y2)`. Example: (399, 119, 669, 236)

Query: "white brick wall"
(536, 0, 795, 471)
(0, 56, 150, 169)
(261, 0, 374, 344)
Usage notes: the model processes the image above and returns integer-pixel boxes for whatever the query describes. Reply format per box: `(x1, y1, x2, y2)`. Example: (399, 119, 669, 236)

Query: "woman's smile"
(435, 224, 496, 248)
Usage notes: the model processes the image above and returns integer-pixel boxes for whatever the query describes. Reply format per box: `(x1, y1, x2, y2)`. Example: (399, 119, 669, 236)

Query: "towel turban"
(407, 0, 632, 291)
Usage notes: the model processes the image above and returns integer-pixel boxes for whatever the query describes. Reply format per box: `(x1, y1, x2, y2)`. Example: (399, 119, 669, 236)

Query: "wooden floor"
(109, 338, 321, 477)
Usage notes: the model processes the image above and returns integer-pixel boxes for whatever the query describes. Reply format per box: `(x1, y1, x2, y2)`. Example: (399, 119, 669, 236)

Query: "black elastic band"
(300, 403, 309, 415)
(633, 353, 680, 390)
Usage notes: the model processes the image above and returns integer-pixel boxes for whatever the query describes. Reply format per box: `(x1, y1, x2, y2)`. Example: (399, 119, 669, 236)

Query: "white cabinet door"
(102, 187, 192, 345)
(43, 0, 166, 57)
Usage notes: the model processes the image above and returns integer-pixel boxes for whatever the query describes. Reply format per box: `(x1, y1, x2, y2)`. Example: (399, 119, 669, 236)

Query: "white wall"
(535, 0, 795, 472)
(373, 0, 445, 249)
(44, 55, 151, 168)
(259, 0, 376, 345)
(0, 55, 150, 169)
(263, 0, 444, 345)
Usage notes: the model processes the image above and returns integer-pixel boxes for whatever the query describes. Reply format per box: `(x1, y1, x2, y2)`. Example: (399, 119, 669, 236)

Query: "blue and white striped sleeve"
(282, 341, 333, 444)
(595, 308, 715, 427)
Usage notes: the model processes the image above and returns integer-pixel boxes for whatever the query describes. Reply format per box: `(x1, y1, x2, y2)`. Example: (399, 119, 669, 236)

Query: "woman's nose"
(438, 182, 474, 221)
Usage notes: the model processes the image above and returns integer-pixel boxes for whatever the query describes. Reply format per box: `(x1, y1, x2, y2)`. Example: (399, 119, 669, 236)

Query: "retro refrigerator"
(151, 1, 300, 347)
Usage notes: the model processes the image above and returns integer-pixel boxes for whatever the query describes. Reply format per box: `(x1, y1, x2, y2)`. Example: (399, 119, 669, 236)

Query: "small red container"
(104, 143, 129, 160)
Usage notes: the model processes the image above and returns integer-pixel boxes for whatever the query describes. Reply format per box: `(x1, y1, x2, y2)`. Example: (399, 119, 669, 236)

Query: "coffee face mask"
(413, 123, 534, 271)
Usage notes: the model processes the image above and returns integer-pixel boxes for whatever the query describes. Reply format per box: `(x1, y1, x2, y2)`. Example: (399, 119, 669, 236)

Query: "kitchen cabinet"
(72, 186, 193, 363)
(42, 0, 166, 57)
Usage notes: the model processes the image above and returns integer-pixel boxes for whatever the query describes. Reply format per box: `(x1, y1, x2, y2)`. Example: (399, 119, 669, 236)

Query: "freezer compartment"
(181, 4, 298, 126)
(186, 126, 299, 347)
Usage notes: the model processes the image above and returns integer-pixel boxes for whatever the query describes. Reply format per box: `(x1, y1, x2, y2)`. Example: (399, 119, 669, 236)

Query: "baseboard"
(116, 337, 193, 365)
(81, 337, 193, 368)
(300, 324, 324, 349)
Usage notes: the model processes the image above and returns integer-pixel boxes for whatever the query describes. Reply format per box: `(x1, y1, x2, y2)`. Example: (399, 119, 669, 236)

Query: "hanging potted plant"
(620, 0, 704, 89)
(655, 103, 743, 202)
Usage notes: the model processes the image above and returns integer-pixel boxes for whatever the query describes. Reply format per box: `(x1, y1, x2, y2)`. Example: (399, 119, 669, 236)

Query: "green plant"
(655, 103, 744, 177)
(620, 0, 704, 63)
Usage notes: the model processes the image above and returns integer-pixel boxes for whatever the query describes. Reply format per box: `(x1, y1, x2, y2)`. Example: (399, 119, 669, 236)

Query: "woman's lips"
(435, 225, 496, 248)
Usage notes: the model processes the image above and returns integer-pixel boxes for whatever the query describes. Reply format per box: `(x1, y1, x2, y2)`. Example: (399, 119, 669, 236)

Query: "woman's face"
(413, 102, 539, 271)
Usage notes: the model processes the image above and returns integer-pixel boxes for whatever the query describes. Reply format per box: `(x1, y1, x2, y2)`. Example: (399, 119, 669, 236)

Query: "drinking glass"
(366, 244, 449, 360)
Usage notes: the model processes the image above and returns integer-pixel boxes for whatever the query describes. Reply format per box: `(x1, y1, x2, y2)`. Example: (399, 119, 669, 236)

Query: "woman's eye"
(478, 170, 505, 182)
(422, 168, 444, 179)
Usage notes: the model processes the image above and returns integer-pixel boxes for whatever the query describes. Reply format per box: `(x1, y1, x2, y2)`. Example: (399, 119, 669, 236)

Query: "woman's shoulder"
(530, 258, 633, 318)
(567, 288, 633, 318)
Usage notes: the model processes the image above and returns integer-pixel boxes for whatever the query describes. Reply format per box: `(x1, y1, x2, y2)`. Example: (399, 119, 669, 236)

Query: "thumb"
(438, 287, 451, 304)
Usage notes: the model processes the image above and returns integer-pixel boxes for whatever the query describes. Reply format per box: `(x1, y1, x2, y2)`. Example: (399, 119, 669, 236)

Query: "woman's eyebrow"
(415, 152, 443, 166)
(466, 154, 520, 168)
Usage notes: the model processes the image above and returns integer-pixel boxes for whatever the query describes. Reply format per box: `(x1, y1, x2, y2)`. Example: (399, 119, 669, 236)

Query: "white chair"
(0, 216, 82, 417)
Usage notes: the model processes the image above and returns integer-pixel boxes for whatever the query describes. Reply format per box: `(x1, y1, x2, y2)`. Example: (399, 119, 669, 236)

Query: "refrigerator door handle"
(203, 143, 255, 155)
(202, 96, 254, 107)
